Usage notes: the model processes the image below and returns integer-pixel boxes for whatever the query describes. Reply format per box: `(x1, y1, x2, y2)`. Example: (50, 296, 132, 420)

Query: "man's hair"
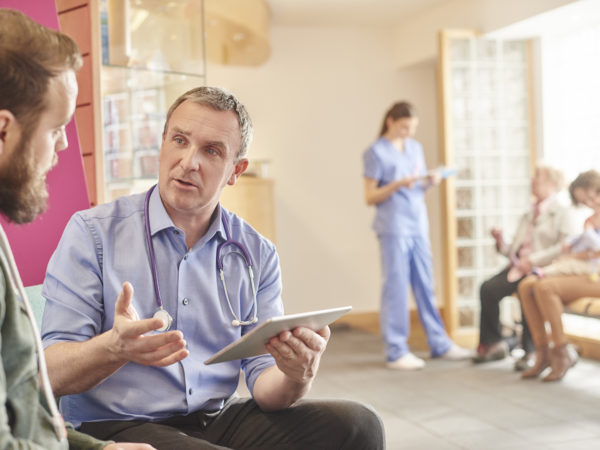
(0, 8, 82, 133)
(379, 101, 417, 136)
(569, 170, 600, 205)
(163, 86, 253, 161)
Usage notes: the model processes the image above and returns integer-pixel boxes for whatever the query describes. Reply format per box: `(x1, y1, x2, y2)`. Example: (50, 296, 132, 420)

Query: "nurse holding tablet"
(362, 101, 471, 370)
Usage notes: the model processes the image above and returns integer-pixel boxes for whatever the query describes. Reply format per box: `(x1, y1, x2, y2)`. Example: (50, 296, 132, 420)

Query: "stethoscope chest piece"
(154, 308, 173, 332)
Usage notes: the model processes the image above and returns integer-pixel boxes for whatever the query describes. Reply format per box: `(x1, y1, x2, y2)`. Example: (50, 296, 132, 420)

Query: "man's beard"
(0, 134, 50, 224)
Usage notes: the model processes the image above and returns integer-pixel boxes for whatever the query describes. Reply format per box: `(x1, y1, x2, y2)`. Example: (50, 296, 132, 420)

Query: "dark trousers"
(478, 267, 534, 353)
(79, 396, 385, 450)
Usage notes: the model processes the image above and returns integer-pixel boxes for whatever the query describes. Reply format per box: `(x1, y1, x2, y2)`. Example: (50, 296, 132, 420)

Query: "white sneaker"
(387, 353, 426, 370)
(439, 344, 474, 361)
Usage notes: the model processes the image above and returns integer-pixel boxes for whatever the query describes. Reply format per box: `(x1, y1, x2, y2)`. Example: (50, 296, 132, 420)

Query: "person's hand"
(490, 227, 503, 249)
(515, 257, 533, 274)
(400, 175, 418, 189)
(108, 282, 189, 367)
(490, 227, 502, 241)
(427, 170, 442, 186)
(584, 211, 600, 230)
(266, 326, 330, 384)
(104, 444, 156, 450)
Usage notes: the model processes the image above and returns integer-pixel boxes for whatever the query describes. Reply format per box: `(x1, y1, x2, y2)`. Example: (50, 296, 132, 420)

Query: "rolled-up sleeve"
(41, 213, 105, 347)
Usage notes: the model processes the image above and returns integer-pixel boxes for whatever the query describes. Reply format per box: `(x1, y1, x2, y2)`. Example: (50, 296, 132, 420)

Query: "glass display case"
(99, 0, 206, 201)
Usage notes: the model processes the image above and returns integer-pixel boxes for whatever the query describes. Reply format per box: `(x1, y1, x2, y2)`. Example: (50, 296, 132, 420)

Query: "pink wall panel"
(0, 0, 90, 285)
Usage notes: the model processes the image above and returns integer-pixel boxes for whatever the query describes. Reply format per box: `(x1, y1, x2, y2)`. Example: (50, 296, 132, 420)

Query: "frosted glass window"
(458, 277, 475, 298)
(476, 40, 496, 61)
(459, 306, 476, 327)
(450, 40, 470, 61)
(458, 247, 475, 269)
(481, 157, 502, 179)
(457, 217, 474, 239)
(447, 37, 531, 330)
(456, 188, 473, 210)
(483, 245, 501, 267)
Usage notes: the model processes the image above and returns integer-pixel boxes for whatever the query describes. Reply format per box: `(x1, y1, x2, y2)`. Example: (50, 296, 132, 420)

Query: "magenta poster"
(0, 0, 91, 286)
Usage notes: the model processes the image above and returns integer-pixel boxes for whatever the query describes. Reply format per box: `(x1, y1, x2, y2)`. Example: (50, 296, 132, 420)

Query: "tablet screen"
(204, 306, 352, 364)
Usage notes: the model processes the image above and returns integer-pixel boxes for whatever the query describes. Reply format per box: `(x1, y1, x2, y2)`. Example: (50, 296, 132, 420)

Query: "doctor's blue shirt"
(41, 188, 282, 427)
(363, 136, 429, 236)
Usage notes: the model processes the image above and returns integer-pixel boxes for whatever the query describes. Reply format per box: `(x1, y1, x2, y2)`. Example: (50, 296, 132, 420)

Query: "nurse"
(363, 101, 471, 370)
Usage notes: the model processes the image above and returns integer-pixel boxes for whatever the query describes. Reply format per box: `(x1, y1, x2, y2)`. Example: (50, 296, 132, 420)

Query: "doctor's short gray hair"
(163, 86, 253, 161)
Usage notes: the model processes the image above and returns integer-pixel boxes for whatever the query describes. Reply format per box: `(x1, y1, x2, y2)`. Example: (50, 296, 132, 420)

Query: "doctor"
(42, 86, 383, 449)
(363, 101, 471, 370)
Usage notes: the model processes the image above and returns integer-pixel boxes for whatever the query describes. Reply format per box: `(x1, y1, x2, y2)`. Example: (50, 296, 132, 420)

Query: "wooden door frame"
(437, 29, 536, 339)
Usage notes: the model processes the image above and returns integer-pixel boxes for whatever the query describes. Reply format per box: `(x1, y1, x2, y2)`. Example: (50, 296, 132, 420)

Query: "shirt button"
(174, 230, 180, 235)
(188, 388, 193, 395)
(182, 298, 189, 305)
(183, 254, 188, 260)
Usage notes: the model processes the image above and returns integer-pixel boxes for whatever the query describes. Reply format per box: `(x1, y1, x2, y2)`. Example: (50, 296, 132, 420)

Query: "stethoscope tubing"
(144, 185, 258, 328)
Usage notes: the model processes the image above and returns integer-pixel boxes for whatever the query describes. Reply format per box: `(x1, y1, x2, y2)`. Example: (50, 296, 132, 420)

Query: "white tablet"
(204, 306, 352, 365)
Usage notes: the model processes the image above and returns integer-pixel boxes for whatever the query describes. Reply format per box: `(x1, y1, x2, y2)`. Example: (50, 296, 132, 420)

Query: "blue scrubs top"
(41, 189, 282, 427)
(363, 136, 429, 236)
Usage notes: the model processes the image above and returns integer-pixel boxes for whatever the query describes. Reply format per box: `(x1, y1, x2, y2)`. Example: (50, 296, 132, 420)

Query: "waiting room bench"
(564, 297, 600, 319)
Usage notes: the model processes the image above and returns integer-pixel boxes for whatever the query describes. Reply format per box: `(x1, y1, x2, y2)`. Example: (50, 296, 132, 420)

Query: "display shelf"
(98, 0, 206, 201)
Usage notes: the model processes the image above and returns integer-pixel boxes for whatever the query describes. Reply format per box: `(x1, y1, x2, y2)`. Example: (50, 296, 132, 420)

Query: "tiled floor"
(241, 327, 600, 449)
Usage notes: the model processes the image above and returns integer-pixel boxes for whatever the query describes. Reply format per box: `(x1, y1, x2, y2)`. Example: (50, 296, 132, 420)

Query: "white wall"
(539, 21, 600, 181)
(208, 26, 442, 314)
(391, 0, 577, 67)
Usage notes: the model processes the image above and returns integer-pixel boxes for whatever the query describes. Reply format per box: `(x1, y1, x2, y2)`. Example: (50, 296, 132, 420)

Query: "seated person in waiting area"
(518, 170, 600, 382)
(472, 165, 583, 370)
(41, 86, 384, 450)
(0, 8, 151, 449)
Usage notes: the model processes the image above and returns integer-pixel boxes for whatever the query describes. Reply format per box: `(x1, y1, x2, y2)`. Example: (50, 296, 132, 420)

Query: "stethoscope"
(144, 185, 258, 331)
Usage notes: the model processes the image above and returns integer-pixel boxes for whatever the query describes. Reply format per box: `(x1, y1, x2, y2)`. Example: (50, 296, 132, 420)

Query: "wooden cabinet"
(220, 177, 276, 243)
(56, 0, 104, 206)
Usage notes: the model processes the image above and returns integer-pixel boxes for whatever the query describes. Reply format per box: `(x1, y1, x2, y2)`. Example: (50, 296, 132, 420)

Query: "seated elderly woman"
(518, 170, 600, 382)
(473, 165, 583, 370)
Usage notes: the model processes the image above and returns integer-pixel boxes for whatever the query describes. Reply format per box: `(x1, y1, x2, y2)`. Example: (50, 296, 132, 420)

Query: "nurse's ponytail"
(379, 101, 416, 136)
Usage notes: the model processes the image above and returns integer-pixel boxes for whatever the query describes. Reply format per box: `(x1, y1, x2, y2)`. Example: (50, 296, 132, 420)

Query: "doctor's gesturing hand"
(251, 326, 330, 412)
(44, 281, 189, 397)
(108, 282, 189, 367)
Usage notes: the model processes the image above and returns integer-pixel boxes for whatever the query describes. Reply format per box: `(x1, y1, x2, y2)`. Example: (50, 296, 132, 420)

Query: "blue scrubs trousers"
(379, 233, 452, 361)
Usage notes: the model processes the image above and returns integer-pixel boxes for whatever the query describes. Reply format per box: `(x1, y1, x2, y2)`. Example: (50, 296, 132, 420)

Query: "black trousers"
(478, 267, 534, 353)
(79, 396, 385, 450)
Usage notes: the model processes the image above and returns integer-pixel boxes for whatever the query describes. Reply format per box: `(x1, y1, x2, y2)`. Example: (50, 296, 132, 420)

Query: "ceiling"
(266, 0, 454, 27)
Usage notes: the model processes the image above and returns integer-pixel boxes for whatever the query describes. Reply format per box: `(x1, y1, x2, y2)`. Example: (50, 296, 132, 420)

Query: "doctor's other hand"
(266, 326, 330, 384)
(104, 443, 157, 450)
(109, 282, 189, 367)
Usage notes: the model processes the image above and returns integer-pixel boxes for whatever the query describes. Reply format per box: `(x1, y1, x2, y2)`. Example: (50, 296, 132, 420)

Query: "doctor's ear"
(227, 158, 249, 185)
